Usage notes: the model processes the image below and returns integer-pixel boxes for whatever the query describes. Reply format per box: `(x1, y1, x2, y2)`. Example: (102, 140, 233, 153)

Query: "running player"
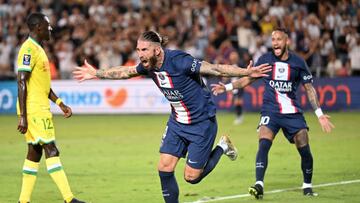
(73, 31, 272, 203)
(211, 28, 334, 199)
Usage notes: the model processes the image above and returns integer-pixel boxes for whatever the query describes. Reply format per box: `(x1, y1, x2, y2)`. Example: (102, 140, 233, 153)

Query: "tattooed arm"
(303, 83, 321, 110)
(95, 66, 139, 79)
(199, 60, 271, 78)
(304, 83, 335, 133)
(73, 60, 139, 81)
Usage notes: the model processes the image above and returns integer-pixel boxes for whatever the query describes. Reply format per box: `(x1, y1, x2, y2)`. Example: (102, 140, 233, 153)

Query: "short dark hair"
(140, 31, 168, 46)
(273, 27, 290, 36)
(26, 13, 46, 31)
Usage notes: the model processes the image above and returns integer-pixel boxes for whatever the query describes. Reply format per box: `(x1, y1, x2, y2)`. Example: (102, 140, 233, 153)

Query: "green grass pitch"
(0, 112, 359, 203)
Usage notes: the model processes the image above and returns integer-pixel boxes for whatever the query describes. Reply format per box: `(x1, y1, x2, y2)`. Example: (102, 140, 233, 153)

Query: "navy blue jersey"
(136, 49, 216, 124)
(255, 51, 313, 114)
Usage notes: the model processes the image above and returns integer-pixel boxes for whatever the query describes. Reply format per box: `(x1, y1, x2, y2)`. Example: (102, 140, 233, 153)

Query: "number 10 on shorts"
(259, 116, 270, 126)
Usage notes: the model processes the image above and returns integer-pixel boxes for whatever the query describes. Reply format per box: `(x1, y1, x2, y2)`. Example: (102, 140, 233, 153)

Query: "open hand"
(318, 114, 335, 133)
(211, 82, 226, 96)
(73, 60, 97, 82)
(247, 60, 272, 78)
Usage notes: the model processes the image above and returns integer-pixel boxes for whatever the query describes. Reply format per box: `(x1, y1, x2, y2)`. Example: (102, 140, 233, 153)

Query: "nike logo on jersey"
(188, 159, 198, 164)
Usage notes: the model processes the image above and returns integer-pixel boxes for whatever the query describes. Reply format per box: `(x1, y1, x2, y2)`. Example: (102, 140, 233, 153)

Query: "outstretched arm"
(304, 83, 335, 133)
(199, 60, 271, 78)
(48, 88, 72, 118)
(211, 77, 256, 96)
(73, 60, 140, 82)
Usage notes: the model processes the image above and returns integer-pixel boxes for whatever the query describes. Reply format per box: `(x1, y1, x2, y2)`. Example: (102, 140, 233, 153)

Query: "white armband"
(315, 108, 324, 118)
(225, 83, 234, 91)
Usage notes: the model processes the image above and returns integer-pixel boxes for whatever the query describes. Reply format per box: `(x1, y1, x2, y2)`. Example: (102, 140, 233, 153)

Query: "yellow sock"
(19, 159, 39, 203)
(46, 157, 74, 202)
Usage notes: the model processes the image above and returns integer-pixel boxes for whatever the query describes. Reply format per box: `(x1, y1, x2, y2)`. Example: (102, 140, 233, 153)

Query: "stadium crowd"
(0, 0, 359, 80)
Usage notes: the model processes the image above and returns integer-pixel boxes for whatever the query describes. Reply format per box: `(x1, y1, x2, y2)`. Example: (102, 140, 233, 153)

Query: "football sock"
(297, 144, 313, 184)
(19, 159, 39, 202)
(235, 105, 243, 117)
(187, 146, 223, 184)
(255, 139, 272, 182)
(46, 157, 74, 203)
(159, 171, 179, 203)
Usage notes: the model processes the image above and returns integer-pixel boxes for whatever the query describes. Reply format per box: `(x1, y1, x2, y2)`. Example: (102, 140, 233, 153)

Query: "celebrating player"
(16, 13, 85, 203)
(73, 30, 271, 203)
(211, 28, 335, 199)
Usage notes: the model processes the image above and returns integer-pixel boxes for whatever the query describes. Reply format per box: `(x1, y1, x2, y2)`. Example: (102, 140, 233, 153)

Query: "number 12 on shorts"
(41, 118, 54, 130)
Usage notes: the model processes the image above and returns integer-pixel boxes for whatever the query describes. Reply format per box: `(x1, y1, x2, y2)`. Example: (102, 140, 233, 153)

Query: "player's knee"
(184, 173, 201, 184)
(294, 129, 309, 148)
(157, 161, 175, 172)
(27, 144, 43, 162)
(48, 148, 59, 157)
(158, 154, 178, 172)
(43, 143, 60, 158)
(184, 168, 201, 184)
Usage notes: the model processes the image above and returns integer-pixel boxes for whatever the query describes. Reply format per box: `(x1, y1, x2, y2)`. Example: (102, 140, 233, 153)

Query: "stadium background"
(0, 0, 360, 114)
(0, 0, 359, 203)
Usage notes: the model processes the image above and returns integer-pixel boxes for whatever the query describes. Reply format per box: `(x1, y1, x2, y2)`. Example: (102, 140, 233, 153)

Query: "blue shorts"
(258, 112, 308, 143)
(160, 117, 218, 169)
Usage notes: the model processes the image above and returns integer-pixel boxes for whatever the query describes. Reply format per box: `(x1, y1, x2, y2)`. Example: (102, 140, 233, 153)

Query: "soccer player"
(211, 28, 335, 199)
(16, 13, 85, 203)
(232, 86, 245, 125)
(73, 31, 271, 203)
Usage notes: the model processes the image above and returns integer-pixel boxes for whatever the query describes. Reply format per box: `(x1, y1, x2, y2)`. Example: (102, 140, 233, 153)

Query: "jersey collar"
(28, 36, 42, 48)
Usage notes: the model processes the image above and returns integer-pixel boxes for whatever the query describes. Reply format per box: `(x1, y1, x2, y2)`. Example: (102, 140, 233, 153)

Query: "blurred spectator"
(0, 36, 14, 80)
(326, 52, 342, 78)
(229, 51, 245, 125)
(349, 38, 360, 76)
(249, 36, 267, 63)
(0, 0, 358, 80)
(55, 37, 76, 79)
(44, 46, 59, 80)
(319, 31, 335, 67)
(236, 19, 255, 52)
(306, 14, 321, 40)
(268, 0, 286, 19)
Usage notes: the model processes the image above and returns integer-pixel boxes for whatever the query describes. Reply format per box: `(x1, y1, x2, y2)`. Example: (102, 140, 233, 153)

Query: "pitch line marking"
(185, 179, 360, 203)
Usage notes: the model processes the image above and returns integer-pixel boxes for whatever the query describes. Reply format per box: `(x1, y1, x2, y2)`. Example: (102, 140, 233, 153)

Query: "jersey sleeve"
(17, 44, 36, 72)
(173, 52, 202, 76)
(299, 58, 313, 84)
(135, 63, 148, 75)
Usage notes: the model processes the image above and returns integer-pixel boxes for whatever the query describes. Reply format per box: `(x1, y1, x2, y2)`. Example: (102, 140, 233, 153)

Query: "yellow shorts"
(25, 114, 56, 144)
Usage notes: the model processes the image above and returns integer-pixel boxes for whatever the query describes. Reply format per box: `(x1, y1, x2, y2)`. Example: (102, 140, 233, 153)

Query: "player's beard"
(149, 54, 158, 68)
(148, 50, 159, 69)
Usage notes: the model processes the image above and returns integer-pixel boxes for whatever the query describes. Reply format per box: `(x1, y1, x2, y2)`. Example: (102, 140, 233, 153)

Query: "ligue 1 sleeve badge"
(23, 54, 31, 65)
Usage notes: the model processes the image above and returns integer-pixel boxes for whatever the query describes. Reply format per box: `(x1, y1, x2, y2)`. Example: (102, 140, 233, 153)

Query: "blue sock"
(297, 144, 313, 184)
(255, 139, 272, 182)
(187, 146, 223, 184)
(159, 171, 179, 203)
